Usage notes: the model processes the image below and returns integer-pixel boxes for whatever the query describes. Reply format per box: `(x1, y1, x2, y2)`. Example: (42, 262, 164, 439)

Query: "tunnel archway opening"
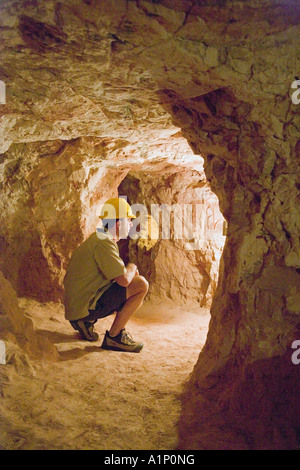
(117, 166, 226, 312)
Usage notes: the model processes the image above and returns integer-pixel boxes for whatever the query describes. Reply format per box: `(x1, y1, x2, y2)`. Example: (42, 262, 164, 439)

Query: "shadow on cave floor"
(1, 297, 210, 450)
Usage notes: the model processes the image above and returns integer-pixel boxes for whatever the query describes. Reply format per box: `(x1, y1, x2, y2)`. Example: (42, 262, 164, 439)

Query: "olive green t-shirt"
(63, 230, 126, 321)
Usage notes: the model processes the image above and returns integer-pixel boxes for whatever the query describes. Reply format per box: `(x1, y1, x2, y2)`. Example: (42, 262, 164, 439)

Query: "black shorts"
(85, 282, 127, 322)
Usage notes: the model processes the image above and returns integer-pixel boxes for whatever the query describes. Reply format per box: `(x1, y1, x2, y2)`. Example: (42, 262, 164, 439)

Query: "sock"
(108, 330, 121, 338)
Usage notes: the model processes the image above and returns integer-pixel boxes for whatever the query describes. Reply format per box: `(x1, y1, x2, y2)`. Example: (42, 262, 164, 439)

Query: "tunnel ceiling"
(0, 0, 209, 172)
(0, 0, 299, 165)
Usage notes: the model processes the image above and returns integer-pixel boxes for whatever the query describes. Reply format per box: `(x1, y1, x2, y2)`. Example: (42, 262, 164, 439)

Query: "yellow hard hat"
(99, 197, 136, 219)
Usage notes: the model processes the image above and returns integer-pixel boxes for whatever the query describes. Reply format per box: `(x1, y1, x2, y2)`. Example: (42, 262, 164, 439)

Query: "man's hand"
(126, 262, 139, 275)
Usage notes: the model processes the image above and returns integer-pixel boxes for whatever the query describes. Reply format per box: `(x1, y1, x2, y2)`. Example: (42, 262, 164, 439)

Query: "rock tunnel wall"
(0, 137, 128, 301)
(173, 87, 300, 449)
(0, 0, 300, 449)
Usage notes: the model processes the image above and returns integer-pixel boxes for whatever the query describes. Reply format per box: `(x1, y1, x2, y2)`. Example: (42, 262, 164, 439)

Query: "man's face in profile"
(118, 218, 133, 239)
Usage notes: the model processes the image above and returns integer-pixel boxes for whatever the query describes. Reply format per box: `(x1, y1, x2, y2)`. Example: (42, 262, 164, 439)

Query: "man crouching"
(63, 197, 149, 353)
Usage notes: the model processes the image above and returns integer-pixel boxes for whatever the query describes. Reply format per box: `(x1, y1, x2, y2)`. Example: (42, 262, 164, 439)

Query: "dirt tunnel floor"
(0, 299, 210, 450)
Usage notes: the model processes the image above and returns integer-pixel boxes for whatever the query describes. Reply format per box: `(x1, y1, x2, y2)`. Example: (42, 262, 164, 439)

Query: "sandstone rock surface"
(0, 0, 300, 450)
(0, 271, 58, 363)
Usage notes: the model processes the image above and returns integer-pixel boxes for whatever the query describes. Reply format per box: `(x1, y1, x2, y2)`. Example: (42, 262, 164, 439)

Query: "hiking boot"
(70, 320, 99, 342)
(101, 329, 143, 353)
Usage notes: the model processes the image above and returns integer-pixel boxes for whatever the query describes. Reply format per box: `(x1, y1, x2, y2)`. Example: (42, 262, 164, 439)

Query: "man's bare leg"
(109, 275, 149, 337)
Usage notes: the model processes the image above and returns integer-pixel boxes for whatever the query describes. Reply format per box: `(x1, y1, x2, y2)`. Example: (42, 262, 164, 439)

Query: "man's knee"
(138, 275, 149, 294)
(127, 275, 149, 296)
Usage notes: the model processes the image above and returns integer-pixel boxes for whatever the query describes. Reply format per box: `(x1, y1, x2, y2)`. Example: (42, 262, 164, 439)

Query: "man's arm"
(115, 263, 138, 287)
